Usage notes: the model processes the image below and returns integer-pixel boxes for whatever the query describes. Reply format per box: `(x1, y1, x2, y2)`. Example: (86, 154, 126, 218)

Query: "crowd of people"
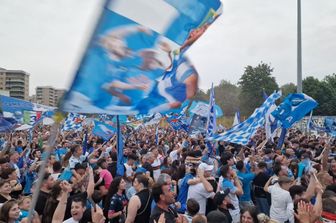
(0, 123, 336, 223)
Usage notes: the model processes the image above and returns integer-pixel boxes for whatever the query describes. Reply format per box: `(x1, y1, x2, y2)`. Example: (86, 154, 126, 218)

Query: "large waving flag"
(62, 113, 86, 131)
(62, 0, 222, 115)
(92, 120, 116, 140)
(272, 93, 318, 129)
(211, 92, 281, 145)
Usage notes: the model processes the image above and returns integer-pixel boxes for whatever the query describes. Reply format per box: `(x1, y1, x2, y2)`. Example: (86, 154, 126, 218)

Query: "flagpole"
(116, 115, 124, 177)
(27, 121, 60, 221)
(297, 0, 303, 93)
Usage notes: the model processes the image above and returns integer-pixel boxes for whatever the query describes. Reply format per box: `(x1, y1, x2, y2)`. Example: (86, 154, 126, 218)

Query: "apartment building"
(0, 68, 29, 100)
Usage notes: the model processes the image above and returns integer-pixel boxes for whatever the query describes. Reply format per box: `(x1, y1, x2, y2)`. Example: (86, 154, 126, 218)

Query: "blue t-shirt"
(237, 171, 256, 202)
(177, 173, 194, 213)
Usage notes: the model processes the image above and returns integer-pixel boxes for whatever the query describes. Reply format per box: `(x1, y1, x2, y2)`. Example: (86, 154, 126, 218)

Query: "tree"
(323, 74, 336, 115)
(192, 89, 208, 101)
(211, 80, 240, 117)
(280, 83, 297, 100)
(302, 76, 334, 115)
(238, 62, 279, 116)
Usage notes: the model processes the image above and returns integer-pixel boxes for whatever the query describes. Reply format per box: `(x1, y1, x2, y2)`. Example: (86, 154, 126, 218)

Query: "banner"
(272, 93, 318, 129)
(189, 114, 207, 135)
(189, 101, 223, 117)
(92, 120, 116, 140)
(62, 0, 222, 115)
(62, 113, 86, 131)
(23, 111, 42, 125)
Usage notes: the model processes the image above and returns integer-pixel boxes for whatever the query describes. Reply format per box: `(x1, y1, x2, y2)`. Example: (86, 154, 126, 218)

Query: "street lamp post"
(297, 0, 303, 93)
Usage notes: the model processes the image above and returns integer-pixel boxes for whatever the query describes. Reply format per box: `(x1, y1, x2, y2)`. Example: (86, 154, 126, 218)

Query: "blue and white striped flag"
(206, 84, 216, 138)
(211, 91, 282, 145)
(232, 110, 241, 127)
(206, 84, 216, 155)
(62, 113, 86, 131)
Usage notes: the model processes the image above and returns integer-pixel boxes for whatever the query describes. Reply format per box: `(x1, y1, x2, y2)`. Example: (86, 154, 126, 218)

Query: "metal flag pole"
(27, 120, 60, 222)
(297, 0, 303, 93)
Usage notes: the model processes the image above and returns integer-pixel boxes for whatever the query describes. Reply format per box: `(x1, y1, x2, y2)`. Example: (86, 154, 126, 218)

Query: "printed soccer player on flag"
(62, 0, 222, 115)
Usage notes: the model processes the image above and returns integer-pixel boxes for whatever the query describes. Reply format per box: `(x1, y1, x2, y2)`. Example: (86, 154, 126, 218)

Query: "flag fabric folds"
(271, 93, 318, 129)
(92, 120, 116, 140)
(62, 0, 222, 115)
(62, 113, 86, 131)
(23, 111, 42, 125)
(206, 84, 216, 137)
(0, 116, 13, 132)
(232, 110, 241, 127)
(206, 84, 216, 155)
(211, 92, 282, 145)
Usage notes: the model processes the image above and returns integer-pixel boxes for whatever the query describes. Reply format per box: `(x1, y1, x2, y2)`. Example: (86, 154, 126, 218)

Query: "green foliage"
(195, 67, 336, 118)
(303, 75, 336, 115)
(280, 83, 297, 100)
(238, 62, 279, 116)
(212, 80, 240, 117)
(192, 89, 208, 101)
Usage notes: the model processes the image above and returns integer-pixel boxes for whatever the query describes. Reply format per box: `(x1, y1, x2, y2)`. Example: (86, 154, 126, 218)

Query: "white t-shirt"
(63, 217, 79, 223)
(124, 163, 133, 177)
(152, 158, 161, 181)
(51, 173, 60, 181)
(187, 182, 215, 215)
(268, 184, 294, 223)
(169, 150, 178, 162)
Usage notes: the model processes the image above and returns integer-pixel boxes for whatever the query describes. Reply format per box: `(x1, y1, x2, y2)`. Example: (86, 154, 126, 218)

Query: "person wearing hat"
(264, 176, 295, 223)
(213, 189, 234, 223)
(187, 163, 215, 215)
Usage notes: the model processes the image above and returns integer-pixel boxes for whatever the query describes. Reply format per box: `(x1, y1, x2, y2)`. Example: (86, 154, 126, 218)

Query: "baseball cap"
(198, 162, 214, 172)
(213, 188, 230, 206)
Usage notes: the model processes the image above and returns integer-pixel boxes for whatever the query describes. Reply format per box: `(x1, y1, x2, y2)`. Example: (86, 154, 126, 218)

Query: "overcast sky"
(0, 0, 335, 95)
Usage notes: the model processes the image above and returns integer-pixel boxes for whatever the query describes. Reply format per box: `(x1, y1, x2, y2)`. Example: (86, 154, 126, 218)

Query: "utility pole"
(297, 0, 303, 93)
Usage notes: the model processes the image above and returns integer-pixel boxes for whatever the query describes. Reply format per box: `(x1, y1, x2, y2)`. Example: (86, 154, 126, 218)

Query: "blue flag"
(324, 117, 336, 136)
(272, 93, 318, 129)
(62, 0, 222, 115)
(116, 116, 124, 177)
(0, 116, 13, 132)
(206, 84, 216, 155)
(206, 83, 216, 137)
(92, 120, 116, 140)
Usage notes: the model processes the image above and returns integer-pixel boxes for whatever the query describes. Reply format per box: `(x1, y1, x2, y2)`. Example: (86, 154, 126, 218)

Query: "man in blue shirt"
(236, 160, 256, 209)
